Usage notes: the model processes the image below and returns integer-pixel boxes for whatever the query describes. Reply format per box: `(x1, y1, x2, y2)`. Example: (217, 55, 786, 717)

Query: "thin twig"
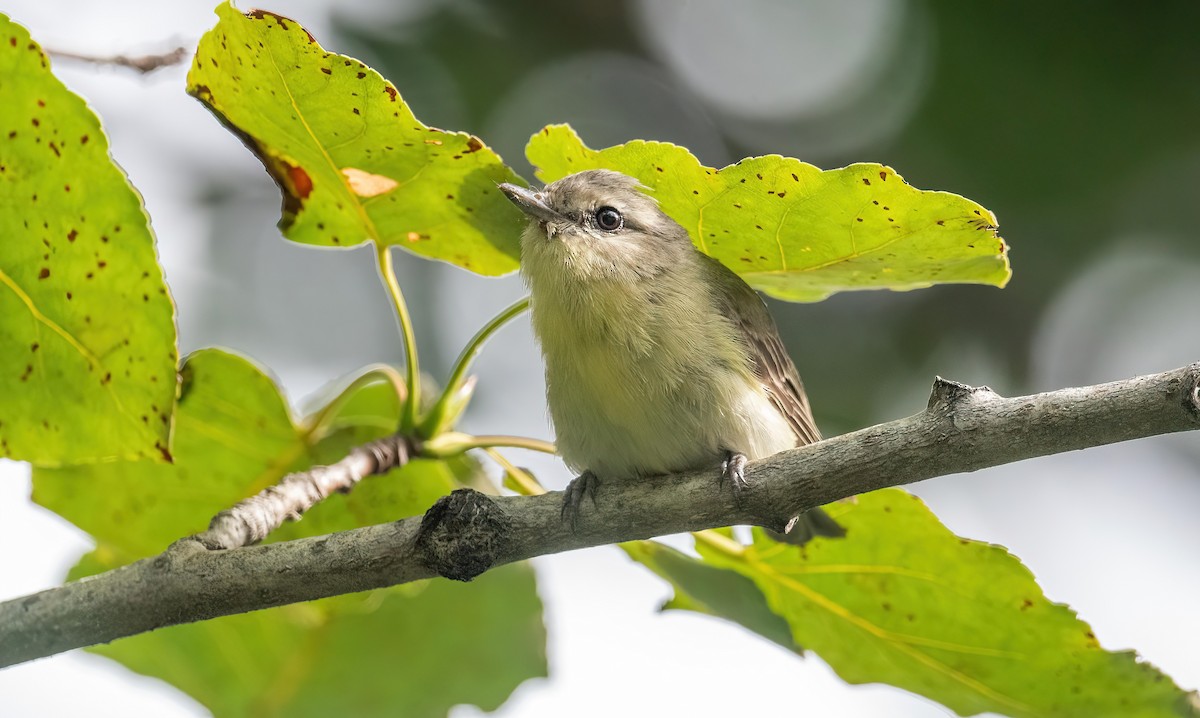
(48, 46, 189, 75)
(195, 433, 414, 550)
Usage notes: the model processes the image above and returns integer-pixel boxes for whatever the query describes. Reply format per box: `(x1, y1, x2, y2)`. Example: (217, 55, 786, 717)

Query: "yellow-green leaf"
(669, 490, 1197, 717)
(0, 14, 178, 464)
(526, 124, 1010, 302)
(187, 3, 524, 275)
(34, 349, 546, 716)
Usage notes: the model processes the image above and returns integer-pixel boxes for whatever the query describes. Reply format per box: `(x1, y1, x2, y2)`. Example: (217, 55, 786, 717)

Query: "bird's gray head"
(499, 169, 694, 284)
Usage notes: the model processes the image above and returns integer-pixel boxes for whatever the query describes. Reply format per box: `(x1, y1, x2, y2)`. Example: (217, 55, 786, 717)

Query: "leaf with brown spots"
(527, 125, 1011, 302)
(0, 14, 178, 464)
(639, 490, 1197, 717)
(187, 2, 524, 275)
(34, 348, 547, 716)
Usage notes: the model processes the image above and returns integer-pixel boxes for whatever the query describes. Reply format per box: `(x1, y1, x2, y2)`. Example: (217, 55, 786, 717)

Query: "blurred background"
(2, 0, 1198, 715)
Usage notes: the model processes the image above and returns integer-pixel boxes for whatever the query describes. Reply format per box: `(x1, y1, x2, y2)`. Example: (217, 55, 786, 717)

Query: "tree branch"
(3, 363, 1198, 668)
(47, 46, 189, 74)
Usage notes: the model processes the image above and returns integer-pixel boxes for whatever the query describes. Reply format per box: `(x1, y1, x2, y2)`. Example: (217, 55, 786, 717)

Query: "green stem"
(375, 244, 420, 431)
(482, 448, 547, 497)
(422, 431, 557, 458)
(460, 434, 557, 454)
(691, 529, 747, 558)
(300, 364, 407, 441)
(422, 296, 530, 436)
(446, 296, 529, 402)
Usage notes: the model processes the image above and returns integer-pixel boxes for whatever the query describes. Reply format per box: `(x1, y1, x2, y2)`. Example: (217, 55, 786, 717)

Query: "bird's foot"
(721, 450, 750, 498)
(562, 470, 599, 531)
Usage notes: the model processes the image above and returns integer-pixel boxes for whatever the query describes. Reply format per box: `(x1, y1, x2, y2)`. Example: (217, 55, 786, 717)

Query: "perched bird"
(499, 169, 842, 542)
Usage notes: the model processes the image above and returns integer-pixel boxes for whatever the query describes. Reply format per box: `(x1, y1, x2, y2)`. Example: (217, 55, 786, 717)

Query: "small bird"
(499, 169, 842, 542)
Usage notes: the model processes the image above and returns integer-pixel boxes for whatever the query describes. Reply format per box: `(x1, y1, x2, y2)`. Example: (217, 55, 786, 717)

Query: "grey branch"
(47, 46, 189, 74)
(195, 434, 414, 550)
(2, 364, 1198, 668)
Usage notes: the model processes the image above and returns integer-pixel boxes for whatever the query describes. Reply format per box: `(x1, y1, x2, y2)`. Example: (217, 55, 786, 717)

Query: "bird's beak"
(499, 183, 562, 223)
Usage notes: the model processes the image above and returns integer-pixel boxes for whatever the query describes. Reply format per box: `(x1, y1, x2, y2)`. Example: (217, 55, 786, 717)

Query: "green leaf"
(0, 14, 178, 464)
(77, 561, 545, 718)
(187, 3, 524, 275)
(526, 124, 1011, 302)
(622, 540, 799, 654)
(678, 490, 1197, 718)
(34, 349, 306, 559)
(35, 349, 546, 716)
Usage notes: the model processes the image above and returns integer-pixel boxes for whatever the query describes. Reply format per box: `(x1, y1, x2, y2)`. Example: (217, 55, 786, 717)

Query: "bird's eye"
(594, 206, 623, 231)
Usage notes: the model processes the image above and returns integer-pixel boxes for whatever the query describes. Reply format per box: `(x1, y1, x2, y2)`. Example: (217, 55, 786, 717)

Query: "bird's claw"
(562, 470, 599, 531)
(721, 451, 750, 497)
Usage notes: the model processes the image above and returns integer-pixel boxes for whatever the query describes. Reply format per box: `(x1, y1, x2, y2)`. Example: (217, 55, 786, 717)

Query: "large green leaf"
(187, 3, 523, 275)
(526, 124, 1011, 302)
(649, 490, 1196, 717)
(34, 349, 546, 716)
(0, 14, 177, 464)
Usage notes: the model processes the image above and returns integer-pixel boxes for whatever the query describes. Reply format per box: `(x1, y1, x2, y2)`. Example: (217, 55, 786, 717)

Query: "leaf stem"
(423, 432, 557, 457)
(375, 244, 420, 431)
(300, 364, 407, 441)
(482, 448, 547, 497)
(422, 296, 530, 436)
(692, 529, 747, 558)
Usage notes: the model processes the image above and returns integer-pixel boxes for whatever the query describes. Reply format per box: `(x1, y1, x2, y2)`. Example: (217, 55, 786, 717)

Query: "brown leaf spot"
(777, 191, 786, 198)
(465, 136, 484, 153)
(356, 71, 366, 79)
(30, 343, 39, 352)
(936, 220, 944, 226)
(49, 141, 59, 157)
(320, 67, 331, 75)
(879, 170, 887, 181)
(341, 167, 398, 198)
(20, 365, 33, 382)
(384, 86, 397, 101)
(286, 162, 313, 201)
(862, 177, 871, 185)
(248, 8, 294, 32)
(37, 268, 49, 279)
(352, 107, 360, 115)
